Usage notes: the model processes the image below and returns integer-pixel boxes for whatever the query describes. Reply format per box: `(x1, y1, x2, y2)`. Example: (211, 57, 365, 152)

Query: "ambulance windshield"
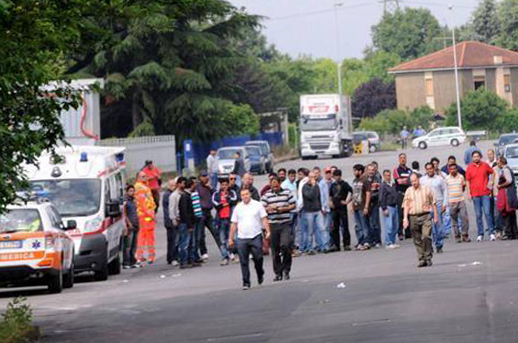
(0, 209, 42, 233)
(30, 179, 102, 217)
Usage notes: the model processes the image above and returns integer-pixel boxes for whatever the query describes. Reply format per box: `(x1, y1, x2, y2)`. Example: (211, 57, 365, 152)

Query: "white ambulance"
(24, 146, 126, 281)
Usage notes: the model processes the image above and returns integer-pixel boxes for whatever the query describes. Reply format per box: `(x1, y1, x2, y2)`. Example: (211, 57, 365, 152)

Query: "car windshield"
(500, 135, 518, 145)
(506, 146, 518, 158)
(0, 209, 42, 233)
(300, 116, 336, 131)
(245, 147, 261, 156)
(218, 149, 240, 160)
(30, 179, 101, 217)
(366, 133, 377, 138)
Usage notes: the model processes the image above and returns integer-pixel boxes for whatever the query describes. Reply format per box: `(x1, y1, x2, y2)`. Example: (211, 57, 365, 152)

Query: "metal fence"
(98, 135, 176, 175)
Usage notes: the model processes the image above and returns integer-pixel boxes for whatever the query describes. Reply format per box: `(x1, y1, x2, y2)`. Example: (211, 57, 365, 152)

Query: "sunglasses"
(229, 177, 236, 180)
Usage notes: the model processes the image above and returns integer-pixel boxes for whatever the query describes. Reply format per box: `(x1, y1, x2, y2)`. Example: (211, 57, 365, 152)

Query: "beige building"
(389, 41, 518, 114)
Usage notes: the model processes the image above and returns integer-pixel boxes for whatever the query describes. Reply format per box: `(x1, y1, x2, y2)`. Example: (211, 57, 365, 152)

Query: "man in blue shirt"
(464, 140, 482, 166)
(400, 126, 410, 150)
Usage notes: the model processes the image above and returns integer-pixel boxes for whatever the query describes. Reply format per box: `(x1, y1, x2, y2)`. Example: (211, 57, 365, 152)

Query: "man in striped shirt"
(190, 177, 204, 265)
(444, 164, 471, 243)
(261, 176, 296, 281)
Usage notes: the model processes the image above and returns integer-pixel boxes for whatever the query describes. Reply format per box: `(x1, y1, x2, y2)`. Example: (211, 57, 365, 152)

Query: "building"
(389, 41, 518, 114)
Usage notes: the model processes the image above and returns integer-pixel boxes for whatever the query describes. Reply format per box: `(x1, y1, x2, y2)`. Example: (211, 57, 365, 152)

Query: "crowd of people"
(118, 144, 518, 289)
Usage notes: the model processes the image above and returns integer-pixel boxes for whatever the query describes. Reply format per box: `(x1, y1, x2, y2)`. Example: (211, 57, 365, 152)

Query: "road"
(3, 141, 518, 343)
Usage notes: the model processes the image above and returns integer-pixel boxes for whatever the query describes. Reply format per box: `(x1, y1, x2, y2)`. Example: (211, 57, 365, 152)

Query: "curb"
(274, 154, 299, 164)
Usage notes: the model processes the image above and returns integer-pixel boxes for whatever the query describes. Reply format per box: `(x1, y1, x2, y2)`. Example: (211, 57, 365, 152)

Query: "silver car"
(354, 131, 380, 152)
(216, 146, 250, 176)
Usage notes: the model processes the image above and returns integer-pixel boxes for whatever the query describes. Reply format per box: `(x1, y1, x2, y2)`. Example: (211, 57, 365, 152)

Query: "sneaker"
(201, 254, 209, 261)
(392, 244, 400, 249)
(220, 259, 229, 266)
(374, 243, 381, 249)
(363, 242, 370, 249)
(437, 247, 443, 253)
(123, 265, 131, 270)
(476, 235, 483, 242)
(131, 263, 141, 269)
(455, 236, 462, 243)
(172, 260, 179, 267)
(242, 283, 251, 290)
(273, 275, 283, 282)
(355, 244, 364, 251)
(427, 260, 433, 267)
(462, 235, 471, 243)
(229, 253, 235, 261)
(490, 234, 496, 241)
(344, 245, 352, 251)
(283, 272, 290, 280)
(398, 234, 404, 241)
(417, 260, 427, 268)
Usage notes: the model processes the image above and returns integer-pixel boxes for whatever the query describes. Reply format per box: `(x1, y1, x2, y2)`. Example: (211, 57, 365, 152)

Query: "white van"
(24, 146, 126, 281)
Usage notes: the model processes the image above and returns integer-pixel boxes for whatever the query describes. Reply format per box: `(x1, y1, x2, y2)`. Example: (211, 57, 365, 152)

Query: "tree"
(471, 0, 500, 44)
(371, 8, 443, 61)
(0, 1, 111, 213)
(358, 107, 434, 134)
(497, 0, 518, 51)
(445, 88, 510, 130)
(364, 51, 401, 83)
(352, 78, 396, 119)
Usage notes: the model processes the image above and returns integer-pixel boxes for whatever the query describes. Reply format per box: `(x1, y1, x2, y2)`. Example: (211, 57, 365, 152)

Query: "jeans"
(122, 229, 139, 266)
(473, 195, 494, 236)
(367, 204, 381, 245)
(166, 225, 178, 264)
(236, 234, 264, 286)
(382, 206, 398, 246)
(300, 211, 326, 252)
(431, 201, 444, 249)
(322, 212, 331, 249)
(178, 223, 192, 265)
(331, 209, 350, 249)
(199, 210, 222, 255)
(217, 218, 231, 260)
(353, 210, 370, 246)
(210, 172, 219, 190)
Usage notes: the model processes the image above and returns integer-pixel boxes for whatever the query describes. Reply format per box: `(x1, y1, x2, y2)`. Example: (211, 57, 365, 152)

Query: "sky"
(230, 0, 478, 60)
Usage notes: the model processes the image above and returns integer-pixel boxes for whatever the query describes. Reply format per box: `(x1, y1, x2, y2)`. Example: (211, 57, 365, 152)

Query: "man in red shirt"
(142, 160, 162, 213)
(466, 151, 496, 242)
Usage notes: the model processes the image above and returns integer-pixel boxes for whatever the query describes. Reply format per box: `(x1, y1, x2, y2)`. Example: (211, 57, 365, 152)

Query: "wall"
(98, 135, 176, 176)
(395, 73, 426, 112)
(432, 70, 457, 114)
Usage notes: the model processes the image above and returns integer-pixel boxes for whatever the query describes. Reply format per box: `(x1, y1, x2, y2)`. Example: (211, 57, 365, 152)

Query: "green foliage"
(358, 107, 434, 134)
(371, 8, 443, 61)
(496, 109, 518, 131)
(352, 78, 396, 118)
(445, 88, 510, 130)
(223, 104, 260, 136)
(288, 123, 299, 149)
(497, 0, 518, 51)
(0, 297, 39, 343)
(472, 0, 500, 44)
(129, 120, 156, 138)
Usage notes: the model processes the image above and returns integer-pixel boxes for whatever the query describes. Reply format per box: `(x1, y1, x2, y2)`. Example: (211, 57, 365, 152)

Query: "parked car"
(216, 146, 250, 177)
(504, 143, 518, 183)
(0, 200, 76, 293)
(355, 131, 380, 152)
(412, 126, 466, 150)
(245, 141, 274, 173)
(245, 145, 265, 175)
(495, 133, 518, 157)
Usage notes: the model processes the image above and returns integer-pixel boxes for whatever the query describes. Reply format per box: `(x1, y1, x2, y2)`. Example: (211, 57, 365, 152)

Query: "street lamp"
(334, 2, 344, 95)
(449, 5, 463, 129)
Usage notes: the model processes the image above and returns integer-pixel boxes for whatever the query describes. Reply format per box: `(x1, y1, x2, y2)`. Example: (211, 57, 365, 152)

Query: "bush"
(358, 106, 434, 135)
(445, 88, 510, 130)
(0, 297, 39, 343)
(496, 108, 518, 132)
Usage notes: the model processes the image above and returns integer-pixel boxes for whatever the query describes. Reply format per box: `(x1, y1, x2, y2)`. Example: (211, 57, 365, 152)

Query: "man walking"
(329, 169, 353, 251)
(466, 151, 496, 241)
(403, 173, 439, 268)
(400, 126, 410, 150)
(261, 176, 296, 281)
(394, 153, 412, 239)
(464, 140, 482, 166)
(420, 162, 447, 253)
(444, 164, 471, 243)
(241, 173, 261, 201)
(380, 170, 399, 249)
(206, 149, 219, 190)
(233, 151, 246, 187)
(229, 188, 270, 290)
(196, 171, 221, 260)
(178, 178, 199, 269)
(135, 172, 157, 265)
(212, 178, 238, 265)
(163, 179, 178, 266)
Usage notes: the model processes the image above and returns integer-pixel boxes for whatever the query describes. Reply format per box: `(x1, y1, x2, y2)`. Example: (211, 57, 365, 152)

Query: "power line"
(403, 1, 475, 10)
(267, 1, 375, 22)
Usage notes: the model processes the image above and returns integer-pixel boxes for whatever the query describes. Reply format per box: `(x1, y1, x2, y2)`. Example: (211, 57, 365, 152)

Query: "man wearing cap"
(142, 160, 162, 213)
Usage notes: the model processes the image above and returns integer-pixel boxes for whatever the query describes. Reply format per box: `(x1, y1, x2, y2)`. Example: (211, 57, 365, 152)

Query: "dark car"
(245, 141, 274, 173)
(495, 133, 518, 156)
(245, 146, 265, 174)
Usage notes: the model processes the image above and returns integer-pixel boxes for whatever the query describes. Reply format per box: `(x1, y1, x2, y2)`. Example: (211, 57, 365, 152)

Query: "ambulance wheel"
(48, 270, 63, 294)
(94, 260, 109, 281)
(108, 252, 121, 275)
(63, 262, 74, 289)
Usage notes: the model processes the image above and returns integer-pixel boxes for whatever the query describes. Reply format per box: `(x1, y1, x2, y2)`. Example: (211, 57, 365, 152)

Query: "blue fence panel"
(190, 132, 283, 167)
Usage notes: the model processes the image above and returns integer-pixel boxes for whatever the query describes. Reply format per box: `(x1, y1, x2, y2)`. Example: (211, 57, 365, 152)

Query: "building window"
(425, 78, 433, 96)
(474, 76, 485, 90)
(504, 74, 511, 93)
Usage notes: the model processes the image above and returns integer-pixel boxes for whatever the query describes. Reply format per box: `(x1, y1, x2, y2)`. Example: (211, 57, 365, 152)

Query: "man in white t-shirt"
(229, 188, 271, 290)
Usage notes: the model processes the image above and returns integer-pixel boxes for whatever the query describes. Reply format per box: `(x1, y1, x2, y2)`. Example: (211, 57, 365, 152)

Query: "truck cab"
(24, 146, 126, 281)
(299, 94, 353, 159)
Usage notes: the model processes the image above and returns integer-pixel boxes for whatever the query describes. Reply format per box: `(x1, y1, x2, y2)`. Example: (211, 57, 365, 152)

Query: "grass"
(0, 297, 39, 343)
(379, 142, 400, 152)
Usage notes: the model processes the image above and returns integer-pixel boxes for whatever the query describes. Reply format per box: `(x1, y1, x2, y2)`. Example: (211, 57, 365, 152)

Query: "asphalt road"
(3, 141, 518, 343)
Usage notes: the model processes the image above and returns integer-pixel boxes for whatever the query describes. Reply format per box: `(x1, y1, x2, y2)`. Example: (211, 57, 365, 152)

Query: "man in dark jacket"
(241, 173, 260, 201)
(233, 151, 246, 187)
(212, 178, 238, 265)
(196, 170, 221, 261)
(380, 169, 400, 248)
(162, 179, 178, 265)
(329, 169, 353, 252)
(301, 172, 326, 254)
(178, 179, 200, 268)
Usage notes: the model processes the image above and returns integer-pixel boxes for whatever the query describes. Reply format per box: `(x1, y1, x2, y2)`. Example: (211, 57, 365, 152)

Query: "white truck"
(299, 94, 353, 159)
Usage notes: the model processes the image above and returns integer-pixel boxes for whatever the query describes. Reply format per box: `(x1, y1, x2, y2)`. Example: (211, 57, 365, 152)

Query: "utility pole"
(334, 2, 343, 95)
(381, 0, 400, 14)
(449, 5, 462, 129)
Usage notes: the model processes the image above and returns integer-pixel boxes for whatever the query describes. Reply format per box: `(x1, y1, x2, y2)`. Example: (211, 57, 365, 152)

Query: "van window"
(105, 179, 112, 203)
(115, 173, 124, 201)
(46, 207, 63, 229)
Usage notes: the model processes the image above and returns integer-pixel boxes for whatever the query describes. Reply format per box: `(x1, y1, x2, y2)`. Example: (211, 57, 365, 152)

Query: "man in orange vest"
(135, 172, 157, 265)
(142, 160, 162, 213)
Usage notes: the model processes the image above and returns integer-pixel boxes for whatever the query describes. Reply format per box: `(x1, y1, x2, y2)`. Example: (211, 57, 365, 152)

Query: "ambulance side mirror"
(106, 200, 122, 218)
(65, 220, 77, 230)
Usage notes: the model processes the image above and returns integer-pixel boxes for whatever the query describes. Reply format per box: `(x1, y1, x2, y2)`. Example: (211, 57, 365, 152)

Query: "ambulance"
(0, 200, 75, 293)
(24, 146, 126, 281)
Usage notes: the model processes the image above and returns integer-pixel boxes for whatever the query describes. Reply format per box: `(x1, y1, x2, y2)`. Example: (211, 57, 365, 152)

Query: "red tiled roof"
(389, 41, 518, 73)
